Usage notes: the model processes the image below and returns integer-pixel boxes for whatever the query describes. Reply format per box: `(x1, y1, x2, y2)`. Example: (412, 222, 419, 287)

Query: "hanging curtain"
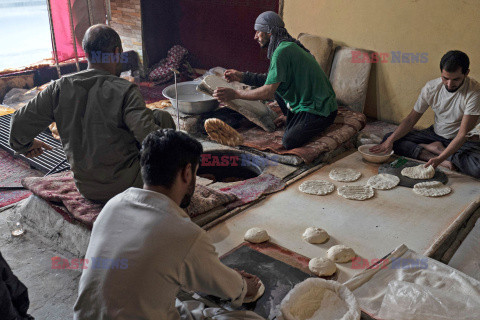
(49, 0, 107, 62)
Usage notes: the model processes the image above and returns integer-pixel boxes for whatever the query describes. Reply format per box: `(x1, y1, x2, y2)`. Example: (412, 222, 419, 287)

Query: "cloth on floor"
(138, 82, 172, 104)
(21, 171, 103, 228)
(21, 171, 237, 227)
(238, 107, 367, 163)
(148, 45, 196, 83)
(186, 184, 237, 218)
(220, 173, 286, 208)
(0, 149, 42, 208)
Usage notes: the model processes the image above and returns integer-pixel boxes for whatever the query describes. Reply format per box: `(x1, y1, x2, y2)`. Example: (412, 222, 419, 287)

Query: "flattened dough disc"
(379, 159, 448, 188)
(243, 280, 265, 303)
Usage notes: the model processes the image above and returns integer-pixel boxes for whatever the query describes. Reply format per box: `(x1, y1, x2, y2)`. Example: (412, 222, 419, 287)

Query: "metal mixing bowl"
(162, 81, 219, 115)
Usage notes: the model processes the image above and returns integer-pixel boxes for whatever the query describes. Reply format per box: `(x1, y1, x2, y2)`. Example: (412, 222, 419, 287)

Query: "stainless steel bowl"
(162, 81, 219, 115)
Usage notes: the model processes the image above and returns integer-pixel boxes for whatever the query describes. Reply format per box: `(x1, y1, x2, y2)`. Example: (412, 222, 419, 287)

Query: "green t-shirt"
(265, 41, 337, 117)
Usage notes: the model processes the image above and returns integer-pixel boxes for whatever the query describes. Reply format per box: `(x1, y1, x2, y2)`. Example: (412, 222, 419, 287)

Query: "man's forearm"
(437, 135, 467, 161)
(236, 86, 273, 101)
(242, 71, 268, 87)
(386, 117, 417, 143)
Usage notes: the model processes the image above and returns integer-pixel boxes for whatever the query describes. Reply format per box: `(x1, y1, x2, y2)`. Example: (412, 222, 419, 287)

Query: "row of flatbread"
(299, 165, 451, 199)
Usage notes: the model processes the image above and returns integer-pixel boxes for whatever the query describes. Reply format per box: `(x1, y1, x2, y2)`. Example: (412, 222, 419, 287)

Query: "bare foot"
(419, 141, 445, 156)
(418, 149, 437, 162)
(439, 160, 457, 171)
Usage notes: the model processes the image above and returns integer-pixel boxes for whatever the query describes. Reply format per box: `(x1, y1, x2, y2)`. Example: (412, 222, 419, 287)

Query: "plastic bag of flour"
(279, 278, 360, 320)
(377, 280, 480, 320)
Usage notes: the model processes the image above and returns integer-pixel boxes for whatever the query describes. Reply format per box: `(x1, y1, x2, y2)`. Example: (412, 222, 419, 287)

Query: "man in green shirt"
(215, 11, 337, 149)
(9, 25, 175, 202)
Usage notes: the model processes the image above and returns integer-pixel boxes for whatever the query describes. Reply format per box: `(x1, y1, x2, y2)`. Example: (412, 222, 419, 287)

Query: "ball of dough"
(308, 257, 337, 276)
(302, 227, 329, 244)
(244, 227, 270, 243)
(327, 245, 356, 263)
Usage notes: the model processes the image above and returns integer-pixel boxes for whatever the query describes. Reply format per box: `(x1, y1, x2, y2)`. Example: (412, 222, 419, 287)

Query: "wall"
(283, 0, 480, 127)
(110, 0, 143, 62)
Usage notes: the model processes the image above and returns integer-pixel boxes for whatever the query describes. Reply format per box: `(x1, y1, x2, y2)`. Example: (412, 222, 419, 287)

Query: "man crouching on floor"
(74, 129, 264, 320)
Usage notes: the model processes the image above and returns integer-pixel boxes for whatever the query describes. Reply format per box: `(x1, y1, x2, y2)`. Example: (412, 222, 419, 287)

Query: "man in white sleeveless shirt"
(371, 50, 480, 178)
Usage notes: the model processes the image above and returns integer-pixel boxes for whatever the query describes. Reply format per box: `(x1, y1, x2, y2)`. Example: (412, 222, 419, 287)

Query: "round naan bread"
(329, 168, 362, 182)
(302, 227, 330, 244)
(338, 185, 374, 200)
(401, 164, 435, 179)
(327, 245, 356, 263)
(299, 180, 335, 196)
(308, 257, 337, 277)
(367, 174, 400, 190)
(413, 181, 452, 197)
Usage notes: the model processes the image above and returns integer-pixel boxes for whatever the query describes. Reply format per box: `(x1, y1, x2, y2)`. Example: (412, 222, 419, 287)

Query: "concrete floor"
(0, 201, 78, 319)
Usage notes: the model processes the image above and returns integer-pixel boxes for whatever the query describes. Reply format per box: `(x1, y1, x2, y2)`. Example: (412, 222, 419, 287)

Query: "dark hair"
(140, 129, 203, 187)
(82, 24, 122, 61)
(440, 50, 470, 74)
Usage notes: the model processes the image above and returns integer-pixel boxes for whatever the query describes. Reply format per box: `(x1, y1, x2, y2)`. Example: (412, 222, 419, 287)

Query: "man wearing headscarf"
(214, 11, 337, 149)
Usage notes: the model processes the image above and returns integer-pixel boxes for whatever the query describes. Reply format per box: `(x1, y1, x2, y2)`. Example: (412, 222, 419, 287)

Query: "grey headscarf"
(254, 11, 310, 59)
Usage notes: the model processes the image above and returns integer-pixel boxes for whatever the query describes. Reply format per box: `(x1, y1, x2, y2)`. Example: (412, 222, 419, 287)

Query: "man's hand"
(24, 139, 52, 158)
(369, 139, 393, 154)
(213, 87, 238, 103)
(237, 270, 261, 298)
(425, 156, 443, 169)
(224, 69, 243, 83)
(274, 115, 286, 128)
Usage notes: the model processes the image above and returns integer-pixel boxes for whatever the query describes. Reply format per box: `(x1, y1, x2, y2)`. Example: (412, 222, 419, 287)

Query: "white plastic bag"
(377, 280, 480, 320)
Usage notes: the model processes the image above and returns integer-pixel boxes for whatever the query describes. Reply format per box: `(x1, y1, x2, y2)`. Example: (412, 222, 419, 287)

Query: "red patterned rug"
(0, 149, 42, 208)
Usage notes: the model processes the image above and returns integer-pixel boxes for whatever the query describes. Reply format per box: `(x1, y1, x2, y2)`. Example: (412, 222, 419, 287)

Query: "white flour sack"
(280, 278, 360, 320)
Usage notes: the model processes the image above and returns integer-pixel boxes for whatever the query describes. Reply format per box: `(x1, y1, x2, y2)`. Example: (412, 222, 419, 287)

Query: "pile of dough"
(329, 168, 361, 182)
(367, 173, 400, 190)
(299, 180, 335, 196)
(401, 164, 435, 179)
(243, 279, 265, 303)
(302, 227, 329, 244)
(327, 245, 356, 263)
(338, 185, 374, 200)
(308, 257, 337, 276)
(413, 181, 452, 197)
(244, 227, 270, 243)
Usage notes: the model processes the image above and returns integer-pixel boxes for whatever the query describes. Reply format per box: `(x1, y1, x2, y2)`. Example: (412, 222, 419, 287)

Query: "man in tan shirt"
(74, 130, 263, 320)
(9, 24, 174, 202)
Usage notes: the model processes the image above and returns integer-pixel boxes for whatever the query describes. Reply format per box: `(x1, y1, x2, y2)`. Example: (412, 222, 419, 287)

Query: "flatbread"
(413, 181, 452, 197)
(338, 185, 374, 200)
(401, 164, 435, 179)
(243, 280, 265, 303)
(299, 180, 335, 196)
(204, 118, 244, 147)
(367, 174, 400, 190)
(329, 168, 361, 182)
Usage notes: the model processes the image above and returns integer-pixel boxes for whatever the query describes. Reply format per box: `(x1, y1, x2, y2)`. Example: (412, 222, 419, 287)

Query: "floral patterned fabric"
(238, 107, 367, 163)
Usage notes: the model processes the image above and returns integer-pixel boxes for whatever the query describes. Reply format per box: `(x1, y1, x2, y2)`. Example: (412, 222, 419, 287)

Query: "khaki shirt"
(73, 188, 246, 320)
(9, 69, 160, 201)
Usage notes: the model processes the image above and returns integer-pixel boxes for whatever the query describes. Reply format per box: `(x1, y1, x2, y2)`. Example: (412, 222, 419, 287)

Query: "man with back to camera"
(371, 50, 480, 178)
(214, 11, 338, 150)
(9, 24, 175, 202)
(74, 129, 264, 320)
